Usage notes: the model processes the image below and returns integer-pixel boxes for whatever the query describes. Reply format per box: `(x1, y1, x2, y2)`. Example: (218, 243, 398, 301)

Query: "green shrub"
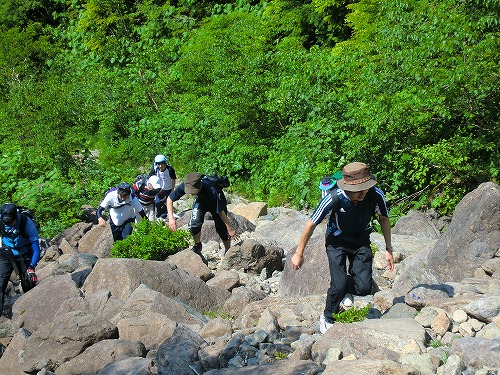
(110, 220, 191, 260)
(203, 309, 234, 320)
(333, 304, 370, 324)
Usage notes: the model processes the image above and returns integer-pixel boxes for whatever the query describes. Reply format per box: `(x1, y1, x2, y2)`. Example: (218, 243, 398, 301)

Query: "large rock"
(426, 182, 500, 282)
(393, 210, 442, 239)
(82, 258, 230, 311)
(19, 311, 118, 373)
(221, 239, 283, 275)
(167, 249, 214, 281)
(77, 224, 114, 257)
(96, 357, 155, 375)
(451, 337, 500, 369)
(203, 360, 323, 374)
(228, 202, 268, 224)
(54, 339, 146, 375)
(12, 274, 83, 332)
(201, 212, 255, 243)
(156, 325, 206, 375)
(314, 318, 426, 360)
(280, 236, 329, 297)
(251, 208, 318, 253)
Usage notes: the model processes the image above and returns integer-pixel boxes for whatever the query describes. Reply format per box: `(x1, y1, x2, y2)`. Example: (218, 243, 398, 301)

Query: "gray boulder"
(54, 339, 146, 375)
(426, 182, 500, 282)
(82, 258, 230, 311)
(156, 325, 206, 375)
(19, 311, 118, 373)
(393, 210, 442, 239)
(221, 239, 283, 275)
(12, 274, 83, 332)
(96, 357, 155, 375)
(280, 236, 330, 297)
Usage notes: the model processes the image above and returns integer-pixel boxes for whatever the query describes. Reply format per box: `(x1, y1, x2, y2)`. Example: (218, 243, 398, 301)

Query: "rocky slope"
(0, 182, 498, 375)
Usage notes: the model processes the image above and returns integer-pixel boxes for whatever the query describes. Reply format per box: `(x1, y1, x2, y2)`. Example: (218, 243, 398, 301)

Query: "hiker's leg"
(324, 245, 348, 322)
(109, 222, 122, 242)
(188, 200, 206, 243)
(121, 219, 135, 240)
(212, 209, 231, 250)
(0, 254, 14, 316)
(19, 257, 34, 293)
(350, 245, 373, 296)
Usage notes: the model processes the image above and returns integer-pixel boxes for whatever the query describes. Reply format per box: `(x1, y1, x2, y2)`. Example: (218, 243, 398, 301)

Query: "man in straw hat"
(292, 162, 394, 334)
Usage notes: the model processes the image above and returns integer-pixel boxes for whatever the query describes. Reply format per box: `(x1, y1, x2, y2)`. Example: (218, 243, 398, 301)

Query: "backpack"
(0, 206, 40, 238)
(201, 174, 230, 189)
(133, 174, 149, 191)
(319, 171, 343, 197)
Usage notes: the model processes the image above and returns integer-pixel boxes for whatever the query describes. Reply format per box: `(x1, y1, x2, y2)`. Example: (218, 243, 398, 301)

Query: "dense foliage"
(0, 0, 498, 235)
(110, 220, 191, 260)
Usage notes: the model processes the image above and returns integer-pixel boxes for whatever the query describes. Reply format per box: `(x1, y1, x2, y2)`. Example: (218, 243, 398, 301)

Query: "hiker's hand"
(98, 217, 107, 227)
(385, 251, 394, 272)
(228, 228, 237, 240)
(168, 218, 176, 231)
(28, 267, 38, 284)
(291, 252, 304, 270)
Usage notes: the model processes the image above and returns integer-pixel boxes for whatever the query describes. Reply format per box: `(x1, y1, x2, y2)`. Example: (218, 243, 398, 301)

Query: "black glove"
(27, 266, 38, 285)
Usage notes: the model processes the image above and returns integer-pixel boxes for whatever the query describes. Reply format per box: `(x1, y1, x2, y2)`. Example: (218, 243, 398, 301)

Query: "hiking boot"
(192, 243, 202, 255)
(340, 293, 354, 311)
(319, 314, 334, 334)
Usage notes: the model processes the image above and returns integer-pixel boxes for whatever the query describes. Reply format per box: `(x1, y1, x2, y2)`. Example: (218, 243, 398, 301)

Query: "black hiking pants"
(0, 248, 34, 316)
(188, 199, 230, 241)
(324, 244, 373, 323)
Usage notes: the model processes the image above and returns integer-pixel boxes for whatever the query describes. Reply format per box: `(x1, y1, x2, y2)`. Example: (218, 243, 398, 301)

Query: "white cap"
(154, 154, 167, 163)
(147, 175, 161, 189)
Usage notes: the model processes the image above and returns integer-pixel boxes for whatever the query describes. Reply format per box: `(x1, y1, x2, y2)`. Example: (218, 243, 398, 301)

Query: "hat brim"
(337, 175, 377, 192)
(185, 186, 200, 194)
(319, 182, 335, 191)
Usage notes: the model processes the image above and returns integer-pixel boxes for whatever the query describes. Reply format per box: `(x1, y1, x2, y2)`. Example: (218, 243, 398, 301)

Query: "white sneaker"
(340, 293, 354, 311)
(319, 314, 333, 334)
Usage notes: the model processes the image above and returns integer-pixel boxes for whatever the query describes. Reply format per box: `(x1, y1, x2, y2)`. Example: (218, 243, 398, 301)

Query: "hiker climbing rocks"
(0, 203, 40, 316)
(97, 183, 147, 242)
(149, 154, 177, 220)
(292, 162, 394, 333)
(166, 172, 237, 259)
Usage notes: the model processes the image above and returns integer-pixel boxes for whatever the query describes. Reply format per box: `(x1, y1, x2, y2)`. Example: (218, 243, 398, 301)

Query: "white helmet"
(154, 154, 167, 163)
(147, 175, 161, 190)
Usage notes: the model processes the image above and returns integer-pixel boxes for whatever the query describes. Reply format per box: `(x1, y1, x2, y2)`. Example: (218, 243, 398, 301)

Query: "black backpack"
(201, 174, 230, 189)
(0, 206, 40, 238)
(133, 174, 149, 191)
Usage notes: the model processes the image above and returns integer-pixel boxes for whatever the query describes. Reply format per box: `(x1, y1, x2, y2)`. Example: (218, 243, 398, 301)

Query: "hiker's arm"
(30, 240, 41, 268)
(379, 214, 394, 272)
(291, 220, 316, 270)
(96, 206, 107, 226)
(167, 197, 176, 231)
(219, 210, 236, 239)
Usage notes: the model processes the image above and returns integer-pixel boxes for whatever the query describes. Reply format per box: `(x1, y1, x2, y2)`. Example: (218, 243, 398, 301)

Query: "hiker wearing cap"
(133, 175, 162, 221)
(166, 172, 237, 258)
(97, 183, 148, 242)
(0, 203, 40, 316)
(149, 154, 177, 220)
(292, 162, 394, 334)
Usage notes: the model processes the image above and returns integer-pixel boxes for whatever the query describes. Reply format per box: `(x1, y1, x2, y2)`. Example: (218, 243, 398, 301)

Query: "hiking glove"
(27, 267, 38, 285)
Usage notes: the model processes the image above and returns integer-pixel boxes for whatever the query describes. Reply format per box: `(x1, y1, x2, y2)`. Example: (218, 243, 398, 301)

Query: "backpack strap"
(329, 188, 341, 214)
(19, 214, 28, 238)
